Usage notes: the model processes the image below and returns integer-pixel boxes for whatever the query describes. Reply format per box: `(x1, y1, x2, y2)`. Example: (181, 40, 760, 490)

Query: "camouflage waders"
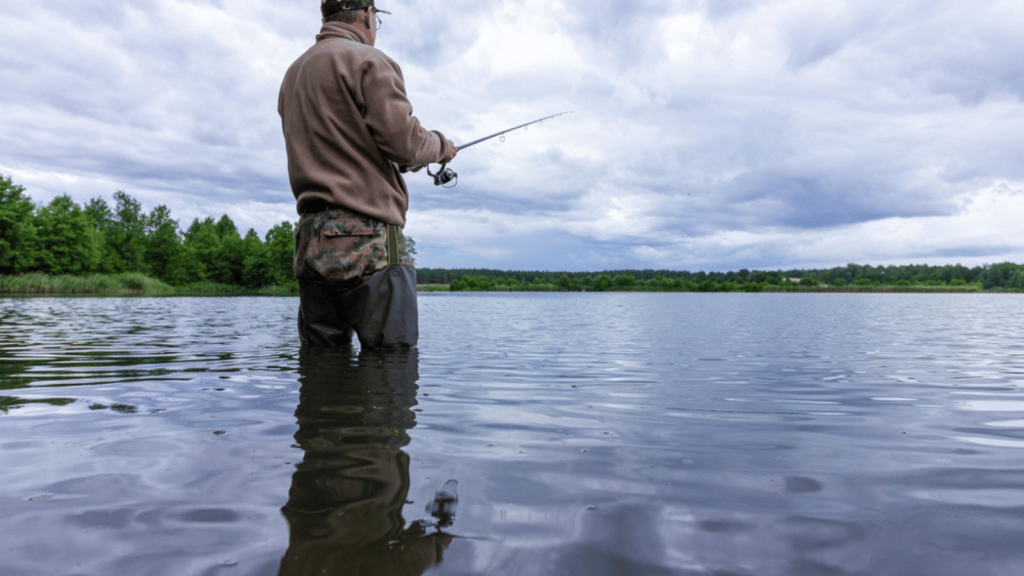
(294, 207, 417, 349)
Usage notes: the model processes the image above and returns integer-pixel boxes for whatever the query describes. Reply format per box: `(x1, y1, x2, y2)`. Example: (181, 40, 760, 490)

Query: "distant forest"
(1, 175, 295, 288)
(419, 264, 1023, 292)
(3, 175, 1024, 292)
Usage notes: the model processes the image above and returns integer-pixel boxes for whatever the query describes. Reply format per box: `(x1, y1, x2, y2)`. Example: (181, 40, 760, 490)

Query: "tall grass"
(416, 284, 451, 292)
(0, 273, 172, 295)
(0, 273, 298, 296)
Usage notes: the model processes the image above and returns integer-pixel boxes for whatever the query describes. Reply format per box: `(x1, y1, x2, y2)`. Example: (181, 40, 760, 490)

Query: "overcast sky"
(2, 0, 1022, 272)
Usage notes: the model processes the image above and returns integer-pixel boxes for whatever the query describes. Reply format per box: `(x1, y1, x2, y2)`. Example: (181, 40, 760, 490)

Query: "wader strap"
(386, 223, 400, 266)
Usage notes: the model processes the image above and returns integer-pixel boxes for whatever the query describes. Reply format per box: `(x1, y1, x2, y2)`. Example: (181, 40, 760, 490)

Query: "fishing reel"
(428, 164, 458, 188)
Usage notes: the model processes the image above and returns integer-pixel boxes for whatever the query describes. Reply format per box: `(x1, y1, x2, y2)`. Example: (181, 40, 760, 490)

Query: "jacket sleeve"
(359, 56, 446, 167)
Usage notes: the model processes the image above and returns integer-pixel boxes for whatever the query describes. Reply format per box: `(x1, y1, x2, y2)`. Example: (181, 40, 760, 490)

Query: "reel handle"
(427, 163, 458, 188)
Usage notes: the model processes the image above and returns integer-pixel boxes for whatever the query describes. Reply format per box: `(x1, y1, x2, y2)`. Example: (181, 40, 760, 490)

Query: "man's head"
(321, 0, 373, 18)
(321, 0, 389, 45)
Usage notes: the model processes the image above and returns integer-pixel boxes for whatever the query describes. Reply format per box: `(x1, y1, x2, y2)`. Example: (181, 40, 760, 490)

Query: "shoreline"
(0, 273, 298, 297)
(1, 273, 1009, 296)
(421, 285, 991, 294)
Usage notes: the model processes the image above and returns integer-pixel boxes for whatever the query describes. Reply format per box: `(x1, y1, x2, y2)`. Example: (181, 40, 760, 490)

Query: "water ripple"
(2, 293, 1024, 575)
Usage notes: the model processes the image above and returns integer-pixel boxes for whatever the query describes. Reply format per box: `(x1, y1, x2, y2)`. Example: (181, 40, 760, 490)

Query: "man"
(279, 0, 457, 349)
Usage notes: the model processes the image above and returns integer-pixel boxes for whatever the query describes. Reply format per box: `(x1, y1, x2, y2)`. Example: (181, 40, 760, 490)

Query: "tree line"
(5, 174, 1023, 292)
(1, 175, 295, 288)
(421, 262, 1024, 292)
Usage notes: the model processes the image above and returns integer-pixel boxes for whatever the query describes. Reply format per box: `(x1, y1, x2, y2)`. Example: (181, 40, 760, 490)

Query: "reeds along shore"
(0, 273, 298, 296)
(436, 282, 988, 293)
(436, 272, 995, 293)
(0, 273, 1000, 296)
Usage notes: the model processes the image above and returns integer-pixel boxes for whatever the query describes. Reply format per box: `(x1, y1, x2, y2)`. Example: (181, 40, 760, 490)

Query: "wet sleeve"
(359, 56, 446, 167)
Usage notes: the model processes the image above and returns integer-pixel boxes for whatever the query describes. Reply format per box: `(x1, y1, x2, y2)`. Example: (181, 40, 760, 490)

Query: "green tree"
(34, 195, 101, 274)
(613, 274, 636, 289)
(264, 221, 296, 286)
(83, 197, 122, 273)
(1012, 270, 1024, 290)
(465, 276, 494, 290)
(145, 205, 185, 284)
(177, 243, 205, 283)
(556, 273, 573, 291)
(0, 175, 40, 274)
(240, 229, 271, 288)
(980, 263, 1020, 290)
(214, 215, 244, 284)
(107, 191, 147, 272)
(696, 279, 716, 292)
(83, 197, 112, 228)
(183, 217, 221, 282)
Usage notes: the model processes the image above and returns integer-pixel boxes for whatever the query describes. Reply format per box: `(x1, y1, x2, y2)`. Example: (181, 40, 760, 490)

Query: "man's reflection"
(280, 347, 449, 576)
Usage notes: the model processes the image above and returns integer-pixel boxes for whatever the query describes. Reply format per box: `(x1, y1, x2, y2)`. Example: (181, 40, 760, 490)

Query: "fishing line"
(426, 112, 571, 188)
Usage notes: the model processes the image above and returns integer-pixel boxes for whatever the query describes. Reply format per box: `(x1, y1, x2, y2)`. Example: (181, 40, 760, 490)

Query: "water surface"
(2, 293, 1024, 575)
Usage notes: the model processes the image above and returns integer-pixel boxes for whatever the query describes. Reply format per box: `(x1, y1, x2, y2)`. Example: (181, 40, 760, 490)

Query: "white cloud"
(1, 0, 1023, 270)
(619, 182, 1024, 271)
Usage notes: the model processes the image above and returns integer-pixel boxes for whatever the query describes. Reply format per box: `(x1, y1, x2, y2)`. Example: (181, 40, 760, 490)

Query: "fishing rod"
(426, 111, 571, 188)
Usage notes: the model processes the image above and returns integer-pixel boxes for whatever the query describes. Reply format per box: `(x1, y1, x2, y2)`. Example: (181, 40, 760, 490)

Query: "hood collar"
(315, 21, 369, 45)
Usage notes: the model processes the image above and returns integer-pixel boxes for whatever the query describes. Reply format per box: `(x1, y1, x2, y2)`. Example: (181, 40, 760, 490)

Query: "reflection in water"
(280, 347, 451, 576)
(4, 295, 1024, 574)
(0, 396, 75, 412)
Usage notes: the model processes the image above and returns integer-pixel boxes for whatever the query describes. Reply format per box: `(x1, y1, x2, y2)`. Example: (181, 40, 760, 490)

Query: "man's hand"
(441, 138, 458, 165)
(408, 135, 458, 173)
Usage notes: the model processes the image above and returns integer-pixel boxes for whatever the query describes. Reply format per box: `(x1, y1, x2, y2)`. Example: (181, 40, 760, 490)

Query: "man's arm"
(359, 57, 456, 168)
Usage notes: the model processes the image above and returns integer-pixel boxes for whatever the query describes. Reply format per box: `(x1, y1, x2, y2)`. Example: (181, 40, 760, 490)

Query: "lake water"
(2, 293, 1024, 576)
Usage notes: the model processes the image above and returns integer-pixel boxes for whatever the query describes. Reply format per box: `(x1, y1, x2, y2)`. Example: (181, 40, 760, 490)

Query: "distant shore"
(418, 283, 988, 294)
(1, 273, 1009, 296)
(0, 273, 298, 296)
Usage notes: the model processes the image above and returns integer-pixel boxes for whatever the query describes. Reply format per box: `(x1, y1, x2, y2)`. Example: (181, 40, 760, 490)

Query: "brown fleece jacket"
(279, 22, 448, 227)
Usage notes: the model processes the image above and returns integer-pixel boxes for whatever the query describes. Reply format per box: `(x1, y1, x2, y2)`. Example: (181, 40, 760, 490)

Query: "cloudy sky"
(2, 0, 1022, 272)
